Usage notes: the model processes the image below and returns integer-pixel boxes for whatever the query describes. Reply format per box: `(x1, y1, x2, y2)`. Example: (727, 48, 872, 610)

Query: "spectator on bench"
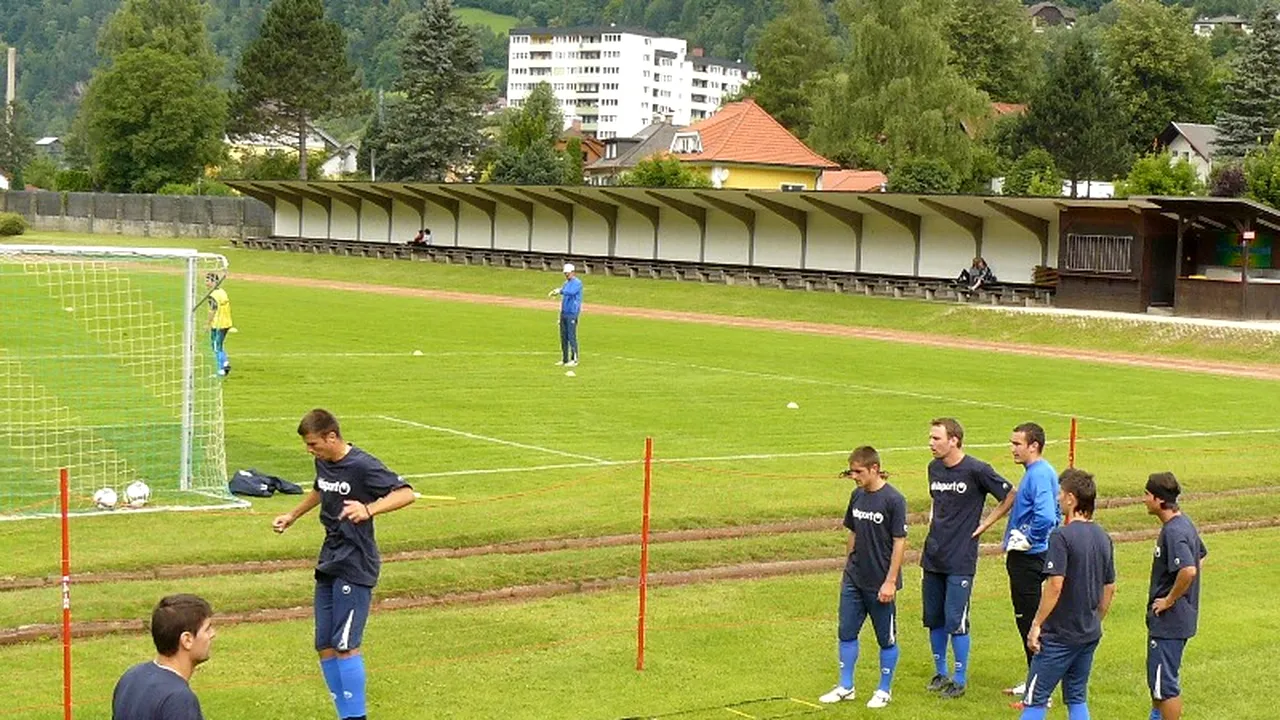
(409, 229, 426, 246)
(959, 257, 997, 291)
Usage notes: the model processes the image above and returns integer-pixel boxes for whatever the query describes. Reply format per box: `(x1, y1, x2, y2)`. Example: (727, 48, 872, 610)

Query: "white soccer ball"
(125, 481, 151, 508)
(93, 487, 118, 510)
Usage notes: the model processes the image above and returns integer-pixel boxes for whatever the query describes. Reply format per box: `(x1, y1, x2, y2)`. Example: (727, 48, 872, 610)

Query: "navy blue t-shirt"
(313, 445, 410, 588)
(112, 662, 204, 720)
(843, 482, 909, 591)
(1147, 514, 1207, 639)
(1041, 521, 1116, 646)
(922, 454, 1011, 575)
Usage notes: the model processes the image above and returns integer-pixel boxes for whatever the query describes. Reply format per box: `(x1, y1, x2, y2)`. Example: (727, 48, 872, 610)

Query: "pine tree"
(229, 0, 365, 180)
(1216, 7, 1280, 158)
(1023, 33, 1130, 196)
(378, 0, 491, 181)
(746, 0, 839, 137)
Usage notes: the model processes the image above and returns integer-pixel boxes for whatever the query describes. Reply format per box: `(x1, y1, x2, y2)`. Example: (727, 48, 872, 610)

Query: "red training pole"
(60, 468, 72, 720)
(1068, 417, 1078, 469)
(636, 437, 653, 671)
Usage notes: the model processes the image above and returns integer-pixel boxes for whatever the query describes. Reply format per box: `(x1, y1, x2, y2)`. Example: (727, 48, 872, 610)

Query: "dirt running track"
(238, 273, 1280, 381)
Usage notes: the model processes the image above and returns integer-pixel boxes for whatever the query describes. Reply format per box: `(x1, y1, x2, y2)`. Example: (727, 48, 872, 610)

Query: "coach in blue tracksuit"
(548, 262, 583, 367)
(1021, 468, 1117, 720)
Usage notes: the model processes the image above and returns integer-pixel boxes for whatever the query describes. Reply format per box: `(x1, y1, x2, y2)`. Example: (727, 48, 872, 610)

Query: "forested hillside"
(0, 0, 1266, 134)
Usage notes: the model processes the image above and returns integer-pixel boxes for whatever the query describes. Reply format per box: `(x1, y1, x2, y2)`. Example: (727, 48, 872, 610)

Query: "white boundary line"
(14, 351, 553, 360)
(605, 355, 1190, 434)
(379, 415, 609, 464)
(399, 427, 1280, 479)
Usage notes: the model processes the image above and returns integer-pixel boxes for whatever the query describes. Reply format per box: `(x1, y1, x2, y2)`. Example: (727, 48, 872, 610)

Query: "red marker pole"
(1068, 417, 1078, 469)
(636, 437, 653, 671)
(60, 468, 72, 720)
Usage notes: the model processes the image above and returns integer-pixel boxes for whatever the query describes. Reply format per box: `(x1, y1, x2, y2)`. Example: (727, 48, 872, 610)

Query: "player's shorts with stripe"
(838, 574, 898, 649)
(314, 571, 372, 652)
(1147, 637, 1187, 701)
(922, 571, 972, 635)
(1023, 639, 1098, 707)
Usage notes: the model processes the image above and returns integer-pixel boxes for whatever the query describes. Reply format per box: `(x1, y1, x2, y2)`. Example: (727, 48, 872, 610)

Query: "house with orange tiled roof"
(667, 98, 839, 191)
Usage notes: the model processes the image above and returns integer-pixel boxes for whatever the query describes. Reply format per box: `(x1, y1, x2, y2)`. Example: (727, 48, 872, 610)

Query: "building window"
(780, 183, 806, 192)
(671, 132, 702, 154)
(1064, 234, 1134, 274)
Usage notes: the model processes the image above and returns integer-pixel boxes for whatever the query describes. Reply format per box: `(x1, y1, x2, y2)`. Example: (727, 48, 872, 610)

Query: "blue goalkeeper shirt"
(560, 277, 583, 316)
(1003, 458, 1060, 555)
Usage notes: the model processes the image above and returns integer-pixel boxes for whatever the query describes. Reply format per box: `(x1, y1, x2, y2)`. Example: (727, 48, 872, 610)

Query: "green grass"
(1, 527, 1274, 720)
(454, 6, 520, 33)
(0, 230, 1277, 718)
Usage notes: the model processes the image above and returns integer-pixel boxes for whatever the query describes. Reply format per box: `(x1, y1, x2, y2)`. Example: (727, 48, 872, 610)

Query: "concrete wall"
(0, 191, 273, 239)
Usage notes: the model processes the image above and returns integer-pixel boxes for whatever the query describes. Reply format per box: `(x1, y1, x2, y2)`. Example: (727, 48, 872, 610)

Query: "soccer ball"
(125, 481, 151, 508)
(93, 487, 118, 510)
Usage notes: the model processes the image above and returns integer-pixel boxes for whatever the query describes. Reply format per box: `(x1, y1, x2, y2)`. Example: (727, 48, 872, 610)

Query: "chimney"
(692, 47, 704, 57)
(5, 47, 15, 109)
(571, 118, 582, 132)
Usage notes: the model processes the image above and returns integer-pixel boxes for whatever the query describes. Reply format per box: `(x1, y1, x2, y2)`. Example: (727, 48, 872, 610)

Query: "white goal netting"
(0, 245, 242, 517)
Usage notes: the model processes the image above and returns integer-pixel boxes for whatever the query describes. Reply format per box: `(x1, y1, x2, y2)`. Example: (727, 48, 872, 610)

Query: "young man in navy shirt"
(1020, 468, 1116, 720)
(819, 446, 909, 709)
(548, 262, 583, 367)
(1004, 422, 1061, 701)
(922, 417, 1014, 699)
(273, 410, 416, 720)
(1144, 472, 1207, 720)
(113, 594, 216, 720)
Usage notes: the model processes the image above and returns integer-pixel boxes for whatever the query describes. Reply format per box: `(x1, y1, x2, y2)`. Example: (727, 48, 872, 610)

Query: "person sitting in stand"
(409, 229, 427, 246)
(958, 257, 997, 291)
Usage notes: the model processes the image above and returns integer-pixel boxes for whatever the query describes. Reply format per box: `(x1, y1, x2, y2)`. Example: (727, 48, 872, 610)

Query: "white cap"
(563, 263, 575, 273)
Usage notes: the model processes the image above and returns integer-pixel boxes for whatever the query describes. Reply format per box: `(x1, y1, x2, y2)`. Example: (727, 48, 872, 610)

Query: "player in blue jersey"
(548, 262, 583, 367)
(819, 446, 909, 709)
(1019, 468, 1116, 720)
(272, 410, 416, 720)
(113, 594, 215, 720)
(922, 417, 1014, 699)
(1144, 472, 1206, 720)
(1003, 422, 1061, 702)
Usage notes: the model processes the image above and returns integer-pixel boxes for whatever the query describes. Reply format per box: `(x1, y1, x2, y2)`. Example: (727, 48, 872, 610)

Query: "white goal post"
(0, 244, 243, 517)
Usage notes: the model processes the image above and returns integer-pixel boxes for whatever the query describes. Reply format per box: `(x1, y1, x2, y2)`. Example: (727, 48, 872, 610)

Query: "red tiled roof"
(821, 169, 888, 192)
(673, 99, 839, 169)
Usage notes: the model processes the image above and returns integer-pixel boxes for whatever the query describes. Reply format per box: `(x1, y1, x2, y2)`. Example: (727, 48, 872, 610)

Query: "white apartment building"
(506, 26, 755, 140)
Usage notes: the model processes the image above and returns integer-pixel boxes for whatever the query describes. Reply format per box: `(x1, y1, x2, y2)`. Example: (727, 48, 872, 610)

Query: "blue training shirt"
(843, 482, 910, 591)
(560, 276, 583, 316)
(1041, 520, 1116, 647)
(1003, 458, 1060, 555)
(313, 446, 411, 588)
(921, 455, 1012, 576)
(1147, 514, 1207, 639)
(112, 661, 204, 720)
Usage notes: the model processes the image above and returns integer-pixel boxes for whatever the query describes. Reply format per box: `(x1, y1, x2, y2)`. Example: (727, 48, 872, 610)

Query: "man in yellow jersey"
(206, 273, 232, 376)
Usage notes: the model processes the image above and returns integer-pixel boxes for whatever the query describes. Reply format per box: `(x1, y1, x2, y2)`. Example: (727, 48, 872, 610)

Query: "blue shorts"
(1147, 637, 1187, 701)
(314, 572, 373, 652)
(921, 571, 972, 635)
(1023, 639, 1098, 707)
(838, 575, 898, 649)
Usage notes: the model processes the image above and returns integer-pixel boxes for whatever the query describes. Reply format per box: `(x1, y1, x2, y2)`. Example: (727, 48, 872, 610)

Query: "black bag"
(229, 469, 304, 497)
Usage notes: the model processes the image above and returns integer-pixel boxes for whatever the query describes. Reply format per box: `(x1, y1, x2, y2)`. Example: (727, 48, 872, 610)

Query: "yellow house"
(669, 98, 839, 190)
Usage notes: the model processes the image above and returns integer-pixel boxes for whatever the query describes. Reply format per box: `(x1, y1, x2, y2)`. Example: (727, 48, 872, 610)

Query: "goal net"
(0, 245, 243, 517)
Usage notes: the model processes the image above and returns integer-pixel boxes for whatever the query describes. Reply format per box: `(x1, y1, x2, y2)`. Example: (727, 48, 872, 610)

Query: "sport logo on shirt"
(317, 478, 351, 495)
(930, 481, 968, 494)
(850, 508, 885, 524)
(1154, 544, 1162, 558)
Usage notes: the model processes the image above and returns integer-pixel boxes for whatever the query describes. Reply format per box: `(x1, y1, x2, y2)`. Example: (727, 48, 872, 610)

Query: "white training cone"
(786, 401, 800, 409)
(412, 350, 424, 356)
(565, 370, 576, 377)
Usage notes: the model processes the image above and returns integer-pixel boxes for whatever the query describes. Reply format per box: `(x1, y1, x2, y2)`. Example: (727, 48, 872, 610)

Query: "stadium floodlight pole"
(636, 436, 653, 671)
(180, 255, 197, 491)
(60, 467, 72, 720)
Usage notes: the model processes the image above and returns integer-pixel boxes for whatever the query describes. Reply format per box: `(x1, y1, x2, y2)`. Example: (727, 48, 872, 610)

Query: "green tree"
(944, 0, 1041, 103)
(1003, 148, 1064, 196)
(1244, 131, 1280, 208)
(0, 103, 35, 189)
(886, 157, 961, 193)
(619, 154, 712, 188)
(488, 83, 566, 185)
(229, 0, 365, 180)
(1114, 152, 1206, 197)
(562, 136, 585, 185)
(1216, 7, 1280, 158)
(746, 0, 839, 137)
(1023, 33, 1130, 196)
(79, 0, 226, 192)
(1102, 0, 1219, 154)
(379, 0, 491, 181)
(808, 0, 989, 180)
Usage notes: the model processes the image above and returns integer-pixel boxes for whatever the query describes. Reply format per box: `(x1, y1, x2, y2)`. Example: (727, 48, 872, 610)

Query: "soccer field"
(1, 232, 1277, 719)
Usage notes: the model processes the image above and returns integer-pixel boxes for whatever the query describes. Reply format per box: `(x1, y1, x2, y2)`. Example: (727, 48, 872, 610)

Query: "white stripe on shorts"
(337, 609, 355, 652)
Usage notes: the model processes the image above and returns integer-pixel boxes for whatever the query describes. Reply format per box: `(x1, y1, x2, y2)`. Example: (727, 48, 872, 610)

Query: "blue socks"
(838, 639, 858, 689)
(1149, 709, 1162, 720)
(878, 645, 899, 693)
(929, 628, 950, 677)
(335, 655, 367, 719)
(1067, 703, 1090, 720)
(320, 657, 344, 714)
(951, 633, 971, 686)
(1020, 705, 1048, 720)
